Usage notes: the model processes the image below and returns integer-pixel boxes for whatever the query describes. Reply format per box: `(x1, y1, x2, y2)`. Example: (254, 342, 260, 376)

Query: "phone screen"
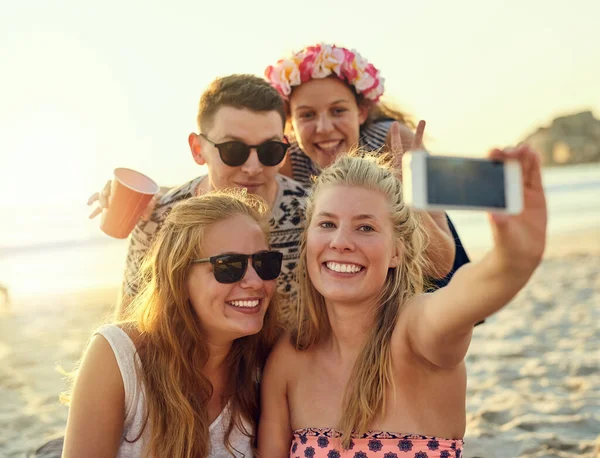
(425, 156, 506, 208)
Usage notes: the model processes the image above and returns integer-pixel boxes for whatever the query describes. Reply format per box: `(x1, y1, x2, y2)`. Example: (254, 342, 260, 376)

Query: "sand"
(0, 230, 598, 457)
(464, 231, 600, 457)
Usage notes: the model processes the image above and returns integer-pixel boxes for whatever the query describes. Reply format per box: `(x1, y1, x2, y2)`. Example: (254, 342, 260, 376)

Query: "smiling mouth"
(236, 183, 263, 189)
(315, 140, 343, 155)
(324, 262, 364, 274)
(227, 299, 261, 309)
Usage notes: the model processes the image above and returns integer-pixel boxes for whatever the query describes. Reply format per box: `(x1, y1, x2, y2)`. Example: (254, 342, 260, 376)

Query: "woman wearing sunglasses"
(62, 191, 282, 457)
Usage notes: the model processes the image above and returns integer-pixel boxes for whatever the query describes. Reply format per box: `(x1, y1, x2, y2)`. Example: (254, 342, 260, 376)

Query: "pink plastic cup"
(100, 168, 160, 239)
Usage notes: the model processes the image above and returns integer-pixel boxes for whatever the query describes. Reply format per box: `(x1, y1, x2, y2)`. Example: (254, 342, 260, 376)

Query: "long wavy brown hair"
(64, 190, 281, 457)
(361, 98, 415, 129)
(293, 152, 429, 448)
(128, 190, 281, 457)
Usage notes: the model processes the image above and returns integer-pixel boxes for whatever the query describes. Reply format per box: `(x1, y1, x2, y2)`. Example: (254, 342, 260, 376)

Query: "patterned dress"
(291, 428, 463, 458)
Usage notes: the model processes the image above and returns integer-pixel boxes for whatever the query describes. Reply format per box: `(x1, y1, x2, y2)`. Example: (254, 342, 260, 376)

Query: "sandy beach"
(0, 230, 598, 458)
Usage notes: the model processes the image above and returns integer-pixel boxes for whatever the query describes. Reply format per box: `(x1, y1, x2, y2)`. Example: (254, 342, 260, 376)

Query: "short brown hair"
(197, 74, 286, 131)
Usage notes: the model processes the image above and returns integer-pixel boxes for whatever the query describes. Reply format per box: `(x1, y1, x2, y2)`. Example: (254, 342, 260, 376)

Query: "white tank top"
(96, 324, 254, 457)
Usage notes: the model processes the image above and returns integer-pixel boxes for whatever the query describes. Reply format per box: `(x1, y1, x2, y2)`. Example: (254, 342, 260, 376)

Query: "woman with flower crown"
(88, 44, 467, 288)
(265, 43, 410, 186)
(264, 43, 470, 289)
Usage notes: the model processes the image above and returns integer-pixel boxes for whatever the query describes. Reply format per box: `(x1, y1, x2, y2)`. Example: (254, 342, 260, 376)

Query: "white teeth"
(326, 262, 362, 273)
(317, 141, 341, 150)
(229, 300, 260, 308)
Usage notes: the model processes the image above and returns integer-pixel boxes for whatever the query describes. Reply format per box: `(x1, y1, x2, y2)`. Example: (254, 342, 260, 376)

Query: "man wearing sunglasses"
(116, 74, 308, 317)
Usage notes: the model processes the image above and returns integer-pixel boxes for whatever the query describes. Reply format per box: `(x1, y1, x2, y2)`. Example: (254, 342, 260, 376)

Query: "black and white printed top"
(122, 174, 308, 304)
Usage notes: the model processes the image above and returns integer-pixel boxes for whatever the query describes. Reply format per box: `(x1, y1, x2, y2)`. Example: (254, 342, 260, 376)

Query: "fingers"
(88, 207, 102, 219)
(489, 211, 509, 227)
(487, 145, 543, 190)
(87, 192, 99, 206)
(522, 144, 543, 190)
(87, 180, 112, 219)
(140, 196, 158, 221)
(99, 180, 111, 208)
(388, 121, 403, 155)
(410, 120, 426, 151)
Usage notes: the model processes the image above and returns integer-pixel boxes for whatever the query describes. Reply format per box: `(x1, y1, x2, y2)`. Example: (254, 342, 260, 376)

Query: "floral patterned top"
(291, 428, 464, 458)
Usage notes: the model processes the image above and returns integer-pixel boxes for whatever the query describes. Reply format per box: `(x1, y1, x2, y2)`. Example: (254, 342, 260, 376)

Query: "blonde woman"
(259, 145, 546, 457)
(63, 191, 282, 457)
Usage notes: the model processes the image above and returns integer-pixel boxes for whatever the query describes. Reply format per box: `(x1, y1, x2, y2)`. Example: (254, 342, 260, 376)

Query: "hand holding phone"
(402, 151, 524, 214)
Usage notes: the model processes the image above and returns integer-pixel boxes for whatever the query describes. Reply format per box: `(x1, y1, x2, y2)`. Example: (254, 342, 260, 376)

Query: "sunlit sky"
(1, 0, 599, 208)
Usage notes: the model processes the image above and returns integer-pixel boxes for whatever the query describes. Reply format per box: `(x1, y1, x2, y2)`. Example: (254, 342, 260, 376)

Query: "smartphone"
(402, 150, 523, 214)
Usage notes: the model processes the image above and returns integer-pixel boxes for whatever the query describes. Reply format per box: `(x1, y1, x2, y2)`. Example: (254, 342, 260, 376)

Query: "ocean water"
(1, 163, 598, 300)
(448, 162, 600, 253)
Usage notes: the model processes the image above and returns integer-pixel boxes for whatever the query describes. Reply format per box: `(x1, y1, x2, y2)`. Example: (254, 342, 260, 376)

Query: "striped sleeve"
(359, 119, 394, 150)
(288, 142, 320, 187)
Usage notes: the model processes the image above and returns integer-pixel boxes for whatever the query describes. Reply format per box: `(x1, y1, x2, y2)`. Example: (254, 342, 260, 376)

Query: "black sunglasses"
(191, 250, 283, 284)
(200, 133, 290, 167)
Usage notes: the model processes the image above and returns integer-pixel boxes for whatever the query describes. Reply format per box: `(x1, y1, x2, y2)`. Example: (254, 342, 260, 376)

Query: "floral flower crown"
(264, 43, 385, 103)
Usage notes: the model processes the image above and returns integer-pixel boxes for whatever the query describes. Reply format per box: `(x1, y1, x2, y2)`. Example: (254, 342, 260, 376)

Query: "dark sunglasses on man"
(191, 250, 283, 284)
(200, 133, 290, 167)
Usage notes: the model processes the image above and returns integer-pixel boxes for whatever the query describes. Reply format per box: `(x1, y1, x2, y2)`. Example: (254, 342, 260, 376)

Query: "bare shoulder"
(264, 332, 304, 378)
(396, 293, 429, 328)
(73, 332, 125, 402)
(85, 331, 120, 363)
(269, 332, 301, 363)
(63, 332, 126, 457)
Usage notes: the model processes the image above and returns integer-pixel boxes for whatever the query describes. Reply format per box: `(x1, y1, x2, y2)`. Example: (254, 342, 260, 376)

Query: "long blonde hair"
(293, 152, 428, 448)
(65, 190, 280, 457)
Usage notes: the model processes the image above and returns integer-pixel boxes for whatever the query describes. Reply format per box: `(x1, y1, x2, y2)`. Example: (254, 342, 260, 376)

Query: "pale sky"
(1, 0, 599, 207)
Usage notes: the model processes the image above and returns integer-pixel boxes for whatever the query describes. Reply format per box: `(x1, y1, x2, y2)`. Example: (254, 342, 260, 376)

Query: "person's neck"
(196, 175, 279, 209)
(324, 299, 377, 363)
(203, 339, 233, 376)
(262, 179, 279, 209)
(195, 176, 211, 197)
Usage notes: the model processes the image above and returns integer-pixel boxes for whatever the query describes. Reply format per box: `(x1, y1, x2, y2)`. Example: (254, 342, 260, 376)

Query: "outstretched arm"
(403, 145, 547, 367)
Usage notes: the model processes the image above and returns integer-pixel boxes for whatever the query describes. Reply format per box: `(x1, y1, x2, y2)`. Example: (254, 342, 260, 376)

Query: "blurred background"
(0, 1, 598, 456)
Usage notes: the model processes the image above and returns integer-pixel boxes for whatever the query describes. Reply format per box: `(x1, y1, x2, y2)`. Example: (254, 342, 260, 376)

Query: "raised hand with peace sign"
(384, 120, 457, 280)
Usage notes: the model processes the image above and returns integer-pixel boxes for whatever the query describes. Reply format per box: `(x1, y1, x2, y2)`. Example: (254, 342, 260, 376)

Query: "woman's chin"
(310, 145, 346, 168)
(319, 287, 360, 304)
(228, 317, 265, 339)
